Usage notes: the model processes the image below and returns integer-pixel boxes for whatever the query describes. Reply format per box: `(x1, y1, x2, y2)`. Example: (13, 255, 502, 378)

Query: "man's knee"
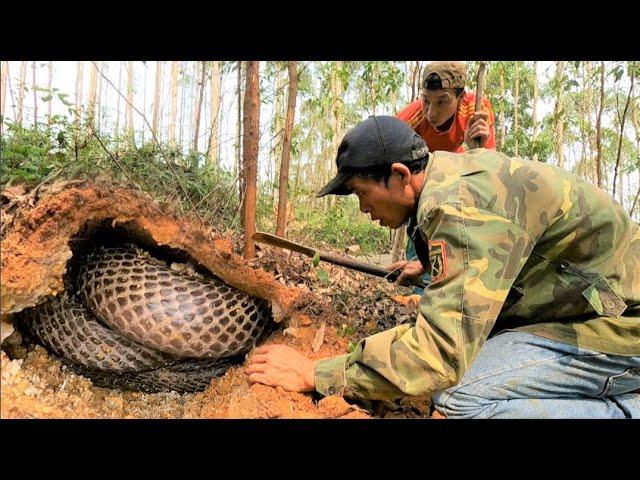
(431, 386, 495, 419)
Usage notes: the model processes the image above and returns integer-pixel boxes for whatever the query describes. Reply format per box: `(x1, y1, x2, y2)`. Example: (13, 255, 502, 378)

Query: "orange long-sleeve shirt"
(396, 91, 496, 153)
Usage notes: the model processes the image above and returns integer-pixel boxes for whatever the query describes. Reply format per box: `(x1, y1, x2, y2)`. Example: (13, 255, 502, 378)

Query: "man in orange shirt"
(396, 61, 495, 152)
(394, 61, 496, 292)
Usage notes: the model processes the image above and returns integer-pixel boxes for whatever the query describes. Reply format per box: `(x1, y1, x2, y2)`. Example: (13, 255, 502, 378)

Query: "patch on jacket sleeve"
(428, 240, 448, 284)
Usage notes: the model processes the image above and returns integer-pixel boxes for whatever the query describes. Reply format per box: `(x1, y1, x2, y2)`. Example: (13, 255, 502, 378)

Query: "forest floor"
(2, 231, 432, 419)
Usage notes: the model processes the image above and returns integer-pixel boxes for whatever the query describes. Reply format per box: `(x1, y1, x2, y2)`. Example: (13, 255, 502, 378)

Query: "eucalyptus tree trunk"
(531, 61, 538, 161)
(17, 61, 27, 126)
(115, 62, 122, 139)
(242, 61, 260, 259)
(47, 62, 53, 124)
(207, 61, 222, 165)
(553, 61, 565, 169)
(513, 62, 520, 156)
(126, 61, 134, 142)
(152, 61, 162, 137)
(32, 62, 37, 127)
(498, 68, 506, 150)
(75, 61, 83, 125)
(275, 61, 298, 237)
(235, 61, 243, 184)
(0, 61, 8, 121)
(612, 66, 635, 200)
(87, 61, 98, 129)
(192, 61, 206, 153)
(169, 61, 178, 148)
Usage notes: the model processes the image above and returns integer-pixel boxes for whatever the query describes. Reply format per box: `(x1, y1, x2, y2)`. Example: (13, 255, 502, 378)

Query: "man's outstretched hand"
(246, 344, 317, 392)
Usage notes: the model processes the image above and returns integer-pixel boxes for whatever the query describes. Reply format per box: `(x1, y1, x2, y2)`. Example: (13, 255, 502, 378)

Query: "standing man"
(396, 61, 497, 291)
(397, 61, 495, 152)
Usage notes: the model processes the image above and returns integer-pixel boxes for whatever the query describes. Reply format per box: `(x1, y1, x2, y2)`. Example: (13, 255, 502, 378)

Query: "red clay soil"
(1, 327, 370, 419)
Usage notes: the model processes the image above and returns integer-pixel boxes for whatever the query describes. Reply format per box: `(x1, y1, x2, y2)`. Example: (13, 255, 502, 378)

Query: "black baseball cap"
(316, 116, 429, 198)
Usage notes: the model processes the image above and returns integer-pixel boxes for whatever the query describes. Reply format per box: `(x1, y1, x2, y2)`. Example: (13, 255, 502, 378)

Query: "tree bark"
(531, 61, 538, 161)
(179, 62, 187, 149)
(126, 61, 134, 142)
(236, 61, 243, 188)
(32, 62, 37, 128)
(142, 62, 147, 144)
(18, 61, 27, 126)
(48, 62, 53, 124)
(242, 61, 260, 259)
(207, 61, 222, 165)
(498, 68, 506, 151)
(553, 61, 565, 169)
(152, 61, 162, 137)
(192, 61, 206, 152)
(391, 226, 407, 263)
(115, 62, 122, 139)
(275, 61, 298, 237)
(595, 62, 605, 188)
(513, 62, 520, 156)
(169, 61, 178, 148)
(0, 61, 8, 120)
(75, 61, 83, 125)
(87, 61, 98, 129)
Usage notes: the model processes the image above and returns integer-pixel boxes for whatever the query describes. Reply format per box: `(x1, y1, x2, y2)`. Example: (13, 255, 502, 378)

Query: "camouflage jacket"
(315, 149, 640, 402)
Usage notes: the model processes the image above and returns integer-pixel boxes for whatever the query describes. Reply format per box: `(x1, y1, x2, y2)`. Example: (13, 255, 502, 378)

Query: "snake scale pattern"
(18, 244, 274, 393)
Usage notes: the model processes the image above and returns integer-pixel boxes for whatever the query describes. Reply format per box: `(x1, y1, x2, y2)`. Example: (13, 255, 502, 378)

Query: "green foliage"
(1, 120, 241, 230)
(336, 323, 355, 337)
(288, 196, 389, 255)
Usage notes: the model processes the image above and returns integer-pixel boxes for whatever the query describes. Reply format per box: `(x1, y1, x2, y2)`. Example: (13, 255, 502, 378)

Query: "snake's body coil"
(18, 245, 273, 393)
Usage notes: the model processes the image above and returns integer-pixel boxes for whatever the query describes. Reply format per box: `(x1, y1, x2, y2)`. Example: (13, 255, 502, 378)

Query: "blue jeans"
(431, 331, 640, 418)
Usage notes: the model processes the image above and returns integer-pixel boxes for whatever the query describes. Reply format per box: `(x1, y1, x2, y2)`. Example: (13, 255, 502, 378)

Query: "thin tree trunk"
(47, 62, 52, 124)
(242, 61, 260, 259)
(169, 61, 178, 148)
(142, 62, 147, 144)
(115, 62, 122, 139)
(192, 61, 206, 152)
(612, 67, 635, 199)
(96, 61, 103, 131)
(410, 61, 418, 101)
(126, 61, 134, 142)
(416, 62, 424, 100)
(0, 61, 8, 120)
(499, 69, 506, 150)
(236, 61, 243, 186)
(18, 61, 26, 126)
(32, 61, 37, 128)
(270, 66, 285, 201)
(152, 61, 163, 137)
(275, 61, 298, 237)
(595, 62, 605, 188)
(553, 61, 565, 169)
(391, 226, 407, 263)
(329, 61, 344, 210)
(87, 61, 98, 129)
(75, 61, 83, 125)
(513, 62, 520, 156)
(532, 61, 538, 161)
(207, 61, 222, 165)
(179, 62, 187, 150)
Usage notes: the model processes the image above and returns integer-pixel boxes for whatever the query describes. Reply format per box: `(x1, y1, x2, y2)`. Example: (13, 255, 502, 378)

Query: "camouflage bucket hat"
(423, 61, 467, 89)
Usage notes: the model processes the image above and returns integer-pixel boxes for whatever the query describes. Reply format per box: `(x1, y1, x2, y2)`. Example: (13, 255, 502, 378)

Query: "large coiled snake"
(17, 244, 274, 393)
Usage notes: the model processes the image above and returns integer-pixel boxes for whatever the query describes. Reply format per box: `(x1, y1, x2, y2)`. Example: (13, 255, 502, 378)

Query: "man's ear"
(390, 163, 411, 185)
